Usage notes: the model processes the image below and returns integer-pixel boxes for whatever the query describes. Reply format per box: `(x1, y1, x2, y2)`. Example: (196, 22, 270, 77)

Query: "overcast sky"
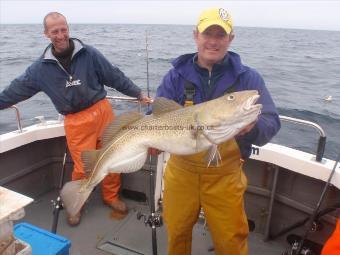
(1, 0, 340, 31)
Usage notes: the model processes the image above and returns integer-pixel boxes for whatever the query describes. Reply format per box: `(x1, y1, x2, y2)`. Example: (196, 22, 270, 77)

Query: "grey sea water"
(0, 24, 339, 159)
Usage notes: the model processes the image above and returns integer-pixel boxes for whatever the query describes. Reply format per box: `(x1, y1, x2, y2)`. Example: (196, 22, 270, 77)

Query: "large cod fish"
(61, 90, 262, 216)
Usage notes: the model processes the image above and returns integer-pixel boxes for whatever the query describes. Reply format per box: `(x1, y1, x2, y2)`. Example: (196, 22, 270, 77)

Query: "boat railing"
(8, 105, 23, 133)
(105, 95, 142, 112)
(2, 96, 141, 134)
(279, 115, 326, 162)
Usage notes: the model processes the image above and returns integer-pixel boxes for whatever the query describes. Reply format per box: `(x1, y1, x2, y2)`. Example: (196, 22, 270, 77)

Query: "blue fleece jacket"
(0, 38, 141, 115)
(156, 52, 281, 158)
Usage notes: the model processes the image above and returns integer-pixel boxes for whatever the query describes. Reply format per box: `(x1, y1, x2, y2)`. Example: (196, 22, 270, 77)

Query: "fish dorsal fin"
(152, 97, 183, 116)
(81, 149, 102, 175)
(101, 112, 144, 146)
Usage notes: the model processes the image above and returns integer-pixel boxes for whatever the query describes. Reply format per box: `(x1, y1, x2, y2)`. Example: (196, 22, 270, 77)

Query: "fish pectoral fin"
(152, 97, 183, 116)
(102, 112, 144, 147)
(81, 149, 102, 175)
(60, 180, 94, 217)
(205, 145, 222, 167)
(200, 126, 218, 145)
(203, 124, 237, 145)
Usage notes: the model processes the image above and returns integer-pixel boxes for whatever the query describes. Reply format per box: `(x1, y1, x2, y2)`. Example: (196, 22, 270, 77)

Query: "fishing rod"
(51, 144, 68, 234)
(145, 30, 151, 101)
(289, 152, 340, 255)
(136, 30, 162, 255)
(271, 202, 340, 240)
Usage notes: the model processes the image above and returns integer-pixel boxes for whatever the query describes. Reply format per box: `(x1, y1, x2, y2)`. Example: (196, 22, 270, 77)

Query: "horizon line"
(1, 23, 339, 32)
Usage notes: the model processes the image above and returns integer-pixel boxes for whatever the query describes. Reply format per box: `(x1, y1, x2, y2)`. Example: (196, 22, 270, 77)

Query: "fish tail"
(60, 180, 94, 217)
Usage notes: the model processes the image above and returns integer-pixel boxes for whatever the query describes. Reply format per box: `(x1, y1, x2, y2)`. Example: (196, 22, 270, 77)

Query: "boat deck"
(18, 188, 289, 255)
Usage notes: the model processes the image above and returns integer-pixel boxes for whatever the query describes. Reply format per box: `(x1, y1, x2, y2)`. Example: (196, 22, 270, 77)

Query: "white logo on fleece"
(66, 79, 82, 87)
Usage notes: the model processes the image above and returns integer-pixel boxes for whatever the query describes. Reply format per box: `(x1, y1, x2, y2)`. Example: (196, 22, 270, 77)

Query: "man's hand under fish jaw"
(237, 121, 256, 136)
(138, 94, 153, 105)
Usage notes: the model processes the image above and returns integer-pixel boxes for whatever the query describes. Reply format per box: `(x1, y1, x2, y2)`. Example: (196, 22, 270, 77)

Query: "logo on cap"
(219, 8, 229, 21)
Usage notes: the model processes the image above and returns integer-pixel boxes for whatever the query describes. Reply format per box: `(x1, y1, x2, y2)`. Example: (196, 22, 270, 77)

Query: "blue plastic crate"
(14, 223, 71, 255)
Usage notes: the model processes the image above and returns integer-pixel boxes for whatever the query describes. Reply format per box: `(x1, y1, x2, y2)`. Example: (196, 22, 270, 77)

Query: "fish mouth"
(243, 94, 261, 113)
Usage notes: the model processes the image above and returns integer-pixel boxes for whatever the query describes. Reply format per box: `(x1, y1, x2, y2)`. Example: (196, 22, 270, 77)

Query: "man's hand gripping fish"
(61, 90, 262, 216)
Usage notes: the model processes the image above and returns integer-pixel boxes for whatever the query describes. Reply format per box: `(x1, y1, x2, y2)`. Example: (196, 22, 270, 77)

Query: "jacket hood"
(42, 38, 85, 61)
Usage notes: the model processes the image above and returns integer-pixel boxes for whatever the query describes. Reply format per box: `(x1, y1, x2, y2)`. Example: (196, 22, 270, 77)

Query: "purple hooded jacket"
(155, 51, 281, 158)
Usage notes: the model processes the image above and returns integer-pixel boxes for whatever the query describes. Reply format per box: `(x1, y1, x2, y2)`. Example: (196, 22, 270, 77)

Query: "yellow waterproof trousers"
(64, 99, 121, 204)
(163, 139, 249, 255)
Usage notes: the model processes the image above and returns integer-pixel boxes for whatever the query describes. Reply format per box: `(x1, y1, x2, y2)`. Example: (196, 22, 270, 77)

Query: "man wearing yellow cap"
(155, 7, 280, 255)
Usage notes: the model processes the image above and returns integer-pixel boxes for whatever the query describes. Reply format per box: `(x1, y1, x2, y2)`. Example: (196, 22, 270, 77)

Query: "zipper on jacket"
(208, 71, 211, 87)
(55, 60, 73, 82)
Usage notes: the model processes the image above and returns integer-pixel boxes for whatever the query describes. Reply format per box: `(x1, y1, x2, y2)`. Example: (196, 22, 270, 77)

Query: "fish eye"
(227, 95, 235, 101)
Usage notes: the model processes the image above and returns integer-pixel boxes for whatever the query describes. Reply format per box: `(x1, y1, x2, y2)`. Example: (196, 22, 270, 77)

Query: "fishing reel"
(137, 211, 163, 228)
(51, 196, 64, 211)
(282, 234, 323, 255)
(282, 241, 316, 255)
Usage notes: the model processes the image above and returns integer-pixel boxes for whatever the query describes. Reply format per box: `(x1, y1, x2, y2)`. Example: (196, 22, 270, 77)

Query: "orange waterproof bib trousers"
(321, 218, 340, 255)
(64, 99, 120, 204)
(163, 139, 249, 255)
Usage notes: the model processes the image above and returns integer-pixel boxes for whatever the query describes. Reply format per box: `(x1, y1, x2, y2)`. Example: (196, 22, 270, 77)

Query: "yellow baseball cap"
(197, 8, 233, 34)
